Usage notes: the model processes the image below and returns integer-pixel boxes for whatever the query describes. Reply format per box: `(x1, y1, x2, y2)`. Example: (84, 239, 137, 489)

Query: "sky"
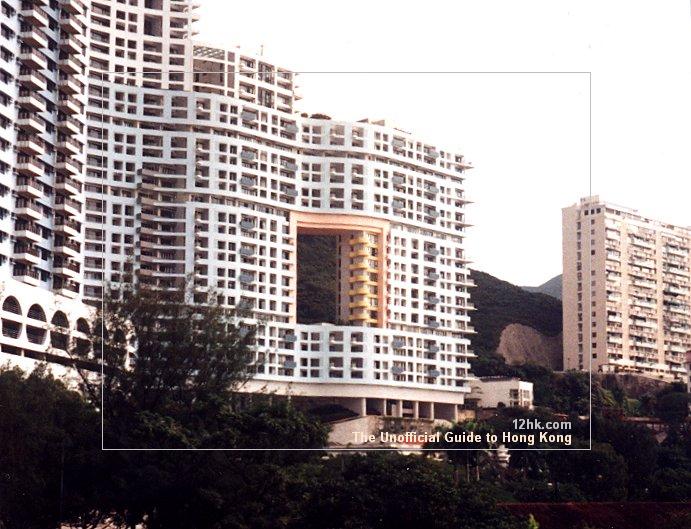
(195, 0, 691, 286)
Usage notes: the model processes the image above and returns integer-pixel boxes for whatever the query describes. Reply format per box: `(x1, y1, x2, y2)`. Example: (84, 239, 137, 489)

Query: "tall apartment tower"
(0, 0, 92, 372)
(1, 0, 476, 421)
(562, 196, 690, 382)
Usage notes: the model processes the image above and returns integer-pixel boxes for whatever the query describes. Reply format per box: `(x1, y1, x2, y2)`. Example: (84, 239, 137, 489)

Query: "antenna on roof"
(260, 44, 264, 56)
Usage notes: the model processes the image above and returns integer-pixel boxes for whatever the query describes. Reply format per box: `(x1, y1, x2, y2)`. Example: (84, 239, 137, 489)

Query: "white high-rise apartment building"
(0, 0, 92, 373)
(1, 0, 476, 421)
(563, 196, 690, 382)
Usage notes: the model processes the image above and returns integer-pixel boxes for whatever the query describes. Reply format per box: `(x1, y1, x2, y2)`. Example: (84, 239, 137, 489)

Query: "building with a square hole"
(1, 0, 476, 422)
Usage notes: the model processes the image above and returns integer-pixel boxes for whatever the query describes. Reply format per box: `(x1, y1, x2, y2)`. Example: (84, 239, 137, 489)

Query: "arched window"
(27, 304, 46, 321)
(76, 318, 90, 335)
(51, 311, 69, 329)
(2, 297, 21, 315)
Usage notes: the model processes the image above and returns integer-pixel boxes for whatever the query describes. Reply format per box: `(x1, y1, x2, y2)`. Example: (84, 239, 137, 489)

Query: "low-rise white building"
(468, 377, 534, 409)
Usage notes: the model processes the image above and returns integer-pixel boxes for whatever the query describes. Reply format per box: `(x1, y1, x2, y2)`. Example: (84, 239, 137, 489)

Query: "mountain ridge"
(521, 274, 562, 300)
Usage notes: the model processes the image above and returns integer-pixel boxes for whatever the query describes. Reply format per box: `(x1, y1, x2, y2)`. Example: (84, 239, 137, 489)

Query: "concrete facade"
(1, 0, 477, 420)
(562, 196, 690, 382)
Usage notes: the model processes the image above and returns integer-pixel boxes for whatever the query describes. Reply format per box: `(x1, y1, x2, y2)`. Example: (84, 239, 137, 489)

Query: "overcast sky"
(196, 0, 691, 286)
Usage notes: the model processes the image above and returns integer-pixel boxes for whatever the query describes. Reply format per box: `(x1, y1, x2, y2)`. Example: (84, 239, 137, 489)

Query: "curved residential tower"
(1, 0, 476, 422)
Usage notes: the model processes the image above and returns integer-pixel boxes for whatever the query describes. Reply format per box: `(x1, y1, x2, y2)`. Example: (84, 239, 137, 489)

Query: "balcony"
(60, 0, 86, 15)
(54, 279, 79, 299)
(17, 93, 46, 112)
(21, 28, 48, 49)
(54, 217, 81, 237)
(348, 286, 371, 296)
(54, 240, 80, 258)
(239, 88, 255, 101)
(58, 76, 82, 95)
(16, 114, 44, 134)
(56, 159, 80, 176)
(19, 50, 48, 70)
(21, 6, 49, 27)
(53, 259, 80, 279)
(16, 178, 42, 199)
(349, 298, 371, 309)
(59, 56, 83, 75)
(58, 95, 82, 115)
(57, 116, 82, 135)
(13, 266, 40, 286)
(17, 139, 43, 156)
(15, 200, 43, 221)
(13, 245, 41, 265)
(16, 158, 43, 178)
(59, 35, 82, 55)
(55, 176, 81, 195)
(56, 138, 81, 156)
(15, 224, 42, 243)
(59, 14, 82, 34)
(17, 71, 46, 91)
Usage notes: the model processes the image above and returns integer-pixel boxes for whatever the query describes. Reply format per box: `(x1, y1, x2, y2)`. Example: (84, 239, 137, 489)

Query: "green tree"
(0, 368, 106, 529)
(294, 453, 525, 529)
(547, 442, 628, 501)
(70, 282, 260, 449)
(594, 415, 658, 499)
(655, 392, 689, 425)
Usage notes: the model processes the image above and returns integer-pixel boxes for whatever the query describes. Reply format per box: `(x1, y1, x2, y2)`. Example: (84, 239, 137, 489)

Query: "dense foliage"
(469, 269, 562, 352)
(296, 234, 338, 324)
(0, 284, 689, 529)
(2, 365, 687, 529)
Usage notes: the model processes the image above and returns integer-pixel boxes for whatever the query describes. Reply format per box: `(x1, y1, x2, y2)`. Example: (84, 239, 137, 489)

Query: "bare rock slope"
(495, 323, 563, 370)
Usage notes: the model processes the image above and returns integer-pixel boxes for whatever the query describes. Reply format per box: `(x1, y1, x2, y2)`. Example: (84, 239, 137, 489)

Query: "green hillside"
(469, 269, 563, 353)
(522, 274, 562, 299)
(296, 234, 338, 323)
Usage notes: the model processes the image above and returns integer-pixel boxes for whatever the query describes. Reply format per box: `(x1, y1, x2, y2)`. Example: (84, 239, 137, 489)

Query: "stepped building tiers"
(1, 0, 476, 421)
(562, 196, 690, 382)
